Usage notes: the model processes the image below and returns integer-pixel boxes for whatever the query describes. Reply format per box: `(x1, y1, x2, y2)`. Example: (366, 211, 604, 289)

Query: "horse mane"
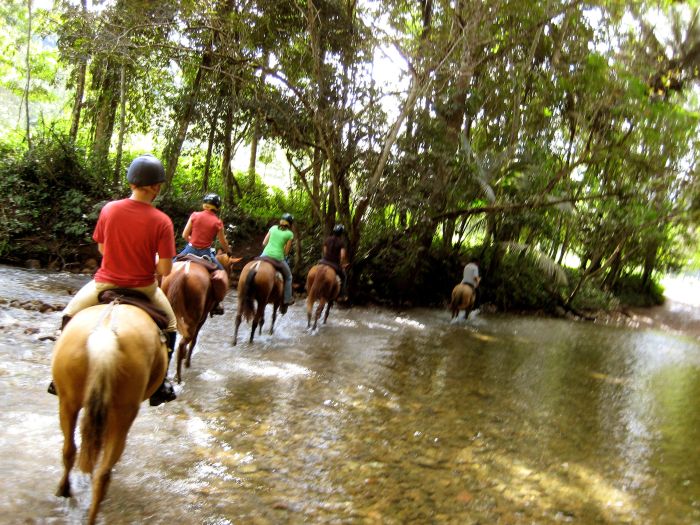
(79, 324, 119, 474)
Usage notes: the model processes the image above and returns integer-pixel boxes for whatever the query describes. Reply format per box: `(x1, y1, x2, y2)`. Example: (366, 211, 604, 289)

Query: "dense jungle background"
(2, 0, 700, 313)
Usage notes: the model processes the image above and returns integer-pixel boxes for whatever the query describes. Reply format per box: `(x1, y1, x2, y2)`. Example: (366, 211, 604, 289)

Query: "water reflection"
(0, 265, 698, 523)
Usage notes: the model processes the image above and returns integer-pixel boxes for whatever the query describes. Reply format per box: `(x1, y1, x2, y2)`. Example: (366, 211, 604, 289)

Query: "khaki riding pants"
(62, 279, 177, 332)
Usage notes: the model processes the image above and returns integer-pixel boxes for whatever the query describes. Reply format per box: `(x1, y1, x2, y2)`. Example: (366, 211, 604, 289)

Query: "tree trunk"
(202, 109, 218, 193)
(22, 0, 32, 147)
(113, 64, 127, 184)
(221, 95, 242, 205)
(247, 118, 259, 188)
(163, 62, 207, 189)
(91, 59, 120, 164)
(68, 0, 88, 142)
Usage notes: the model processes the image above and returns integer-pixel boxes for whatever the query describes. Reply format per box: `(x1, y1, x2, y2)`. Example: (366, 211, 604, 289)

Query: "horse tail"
(241, 265, 257, 322)
(450, 287, 463, 312)
(78, 325, 119, 474)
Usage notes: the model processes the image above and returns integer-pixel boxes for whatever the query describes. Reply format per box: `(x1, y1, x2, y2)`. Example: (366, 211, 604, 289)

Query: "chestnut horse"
(51, 303, 168, 525)
(233, 259, 284, 345)
(450, 283, 476, 319)
(161, 252, 238, 382)
(305, 264, 341, 330)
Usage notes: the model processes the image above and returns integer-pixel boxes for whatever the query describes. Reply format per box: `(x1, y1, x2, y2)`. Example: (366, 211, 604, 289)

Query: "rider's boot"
(47, 315, 72, 396)
(149, 331, 177, 407)
(210, 302, 224, 317)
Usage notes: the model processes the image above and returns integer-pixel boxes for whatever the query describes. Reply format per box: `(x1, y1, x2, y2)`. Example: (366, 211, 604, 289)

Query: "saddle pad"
(97, 289, 169, 330)
(174, 253, 219, 272)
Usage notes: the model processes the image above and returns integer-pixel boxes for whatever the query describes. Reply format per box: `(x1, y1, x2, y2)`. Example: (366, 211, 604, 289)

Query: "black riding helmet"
(280, 213, 294, 227)
(332, 224, 345, 235)
(126, 154, 166, 187)
(203, 193, 222, 209)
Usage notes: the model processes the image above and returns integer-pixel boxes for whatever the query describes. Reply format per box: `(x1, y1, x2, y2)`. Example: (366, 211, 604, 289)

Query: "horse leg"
(187, 319, 206, 368)
(255, 302, 266, 339)
(313, 299, 326, 330)
(234, 313, 242, 346)
(270, 305, 277, 335)
(306, 297, 313, 329)
(56, 398, 80, 498)
(323, 301, 332, 325)
(175, 337, 187, 384)
(87, 407, 137, 525)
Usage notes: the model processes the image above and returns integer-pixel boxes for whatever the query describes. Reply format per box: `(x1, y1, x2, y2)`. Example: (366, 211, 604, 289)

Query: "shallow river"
(0, 265, 698, 524)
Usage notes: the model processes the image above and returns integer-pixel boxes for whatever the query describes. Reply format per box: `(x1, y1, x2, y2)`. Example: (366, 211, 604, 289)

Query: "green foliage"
(612, 274, 665, 307)
(482, 249, 562, 312)
(0, 129, 109, 264)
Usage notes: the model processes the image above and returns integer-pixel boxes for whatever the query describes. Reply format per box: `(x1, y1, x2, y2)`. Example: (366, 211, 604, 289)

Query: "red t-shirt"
(188, 209, 223, 249)
(93, 198, 176, 288)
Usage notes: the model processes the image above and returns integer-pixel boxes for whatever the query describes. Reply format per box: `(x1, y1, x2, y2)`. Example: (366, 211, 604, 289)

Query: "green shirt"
(262, 225, 293, 260)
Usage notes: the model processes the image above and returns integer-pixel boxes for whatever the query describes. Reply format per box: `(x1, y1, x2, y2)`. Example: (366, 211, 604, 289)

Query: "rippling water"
(0, 265, 698, 524)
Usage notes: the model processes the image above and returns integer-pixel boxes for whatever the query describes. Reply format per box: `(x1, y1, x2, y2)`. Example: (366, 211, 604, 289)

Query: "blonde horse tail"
(78, 325, 119, 474)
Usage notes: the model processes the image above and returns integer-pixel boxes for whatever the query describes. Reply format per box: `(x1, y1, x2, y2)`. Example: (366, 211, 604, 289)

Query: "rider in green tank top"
(262, 225, 293, 260)
(261, 213, 295, 305)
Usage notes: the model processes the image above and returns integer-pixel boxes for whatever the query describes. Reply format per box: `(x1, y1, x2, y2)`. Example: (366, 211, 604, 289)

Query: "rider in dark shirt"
(319, 224, 348, 297)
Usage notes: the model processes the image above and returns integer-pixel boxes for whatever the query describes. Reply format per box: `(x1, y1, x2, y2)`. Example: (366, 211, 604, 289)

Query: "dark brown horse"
(233, 259, 284, 345)
(161, 252, 238, 382)
(450, 283, 476, 319)
(51, 303, 168, 525)
(305, 264, 341, 330)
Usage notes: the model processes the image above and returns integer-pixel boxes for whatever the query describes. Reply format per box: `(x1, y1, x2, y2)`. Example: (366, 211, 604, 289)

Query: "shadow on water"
(0, 264, 699, 524)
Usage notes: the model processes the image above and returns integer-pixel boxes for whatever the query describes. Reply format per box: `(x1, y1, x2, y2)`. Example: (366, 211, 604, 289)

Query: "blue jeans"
(177, 243, 224, 270)
(260, 255, 293, 303)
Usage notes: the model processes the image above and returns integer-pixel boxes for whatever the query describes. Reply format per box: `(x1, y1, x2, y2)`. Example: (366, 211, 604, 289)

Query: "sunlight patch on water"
(364, 321, 399, 331)
(186, 415, 215, 448)
(4, 412, 54, 435)
(492, 455, 636, 522)
(199, 369, 226, 382)
(394, 316, 425, 329)
(233, 358, 311, 379)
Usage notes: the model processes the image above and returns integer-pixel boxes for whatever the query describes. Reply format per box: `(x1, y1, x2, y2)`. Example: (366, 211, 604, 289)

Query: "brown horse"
(161, 252, 238, 383)
(450, 283, 476, 319)
(233, 259, 284, 345)
(51, 303, 168, 525)
(305, 264, 341, 330)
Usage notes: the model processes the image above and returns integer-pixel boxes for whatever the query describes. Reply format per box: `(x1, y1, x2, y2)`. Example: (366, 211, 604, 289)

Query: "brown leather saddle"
(97, 289, 169, 330)
(173, 253, 220, 272)
(255, 256, 288, 273)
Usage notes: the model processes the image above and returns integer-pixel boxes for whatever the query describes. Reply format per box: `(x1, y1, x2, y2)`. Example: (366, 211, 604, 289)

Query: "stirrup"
(149, 379, 176, 406)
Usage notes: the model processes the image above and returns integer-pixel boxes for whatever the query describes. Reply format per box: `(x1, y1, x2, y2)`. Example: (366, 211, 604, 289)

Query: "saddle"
(174, 254, 229, 302)
(318, 259, 341, 274)
(97, 289, 169, 330)
(174, 253, 219, 272)
(255, 256, 285, 281)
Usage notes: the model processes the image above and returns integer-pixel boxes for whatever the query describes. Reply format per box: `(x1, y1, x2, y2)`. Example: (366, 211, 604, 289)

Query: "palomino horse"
(233, 259, 284, 345)
(305, 264, 341, 330)
(450, 283, 476, 319)
(51, 303, 168, 525)
(161, 252, 239, 383)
